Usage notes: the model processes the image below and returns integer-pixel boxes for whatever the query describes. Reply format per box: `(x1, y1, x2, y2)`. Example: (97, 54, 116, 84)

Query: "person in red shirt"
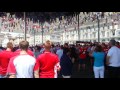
(0, 42, 13, 78)
(7, 40, 36, 78)
(34, 40, 60, 78)
(78, 47, 86, 71)
(101, 43, 107, 53)
(103, 45, 109, 54)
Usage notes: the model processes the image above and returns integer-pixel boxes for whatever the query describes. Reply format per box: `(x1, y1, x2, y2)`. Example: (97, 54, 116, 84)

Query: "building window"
(102, 39, 105, 42)
(67, 35, 69, 39)
(86, 34, 88, 38)
(83, 30, 84, 33)
(76, 31, 78, 34)
(72, 34, 74, 39)
(118, 38, 120, 40)
(107, 32, 109, 37)
(103, 23, 105, 30)
(94, 33, 96, 38)
(118, 24, 120, 29)
(94, 33, 95, 38)
(102, 31, 105, 37)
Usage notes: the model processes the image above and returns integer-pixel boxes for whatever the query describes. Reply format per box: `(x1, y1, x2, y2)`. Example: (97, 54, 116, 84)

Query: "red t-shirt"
(13, 49, 34, 57)
(103, 47, 109, 54)
(7, 54, 36, 78)
(79, 48, 83, 54)
(83, 47, 87, 52)
(0, 50, 13, 75)
(34, 51, 60, 78)
(117, 45, 120, 48)
(79, 53, 86, 59)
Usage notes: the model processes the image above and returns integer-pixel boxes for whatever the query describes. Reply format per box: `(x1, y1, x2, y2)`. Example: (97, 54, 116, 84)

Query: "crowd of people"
(0, 12, 120, 78)
(0, 39, 120, 78)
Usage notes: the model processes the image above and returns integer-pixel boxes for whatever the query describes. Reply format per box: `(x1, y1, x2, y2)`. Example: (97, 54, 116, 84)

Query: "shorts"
(79, 59, 86, 64)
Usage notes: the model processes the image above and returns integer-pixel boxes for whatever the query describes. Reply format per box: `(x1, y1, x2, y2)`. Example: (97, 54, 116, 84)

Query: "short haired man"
(106, 39, 120, 78)
(0, 42, 13, 78)
(34, 40, 60, 78)
(7, 40, 36, 78)
(13, 41, 34, 57)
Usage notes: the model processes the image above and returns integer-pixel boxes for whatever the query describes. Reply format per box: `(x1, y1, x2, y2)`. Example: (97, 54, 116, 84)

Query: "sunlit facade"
(61, 19, 120, 44)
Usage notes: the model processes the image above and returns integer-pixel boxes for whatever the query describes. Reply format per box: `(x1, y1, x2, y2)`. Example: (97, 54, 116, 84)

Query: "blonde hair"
(44, 40, 52, 50)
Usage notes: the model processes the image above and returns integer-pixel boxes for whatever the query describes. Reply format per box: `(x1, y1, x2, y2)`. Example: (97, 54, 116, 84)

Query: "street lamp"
(77, 12, 80, 41)
(24, 12, 27, 41)
(96, 12, 101, 43)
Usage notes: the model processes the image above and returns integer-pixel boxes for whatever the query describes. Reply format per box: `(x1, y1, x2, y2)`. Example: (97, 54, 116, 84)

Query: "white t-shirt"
(107, 46, 120, 67)
(7, 54, 36, 78)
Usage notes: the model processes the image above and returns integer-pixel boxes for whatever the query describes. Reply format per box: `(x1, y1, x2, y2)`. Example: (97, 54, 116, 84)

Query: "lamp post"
(96, 12, 100, 43)
(78, 12, 80, 41)
(24, 12, 27, 41)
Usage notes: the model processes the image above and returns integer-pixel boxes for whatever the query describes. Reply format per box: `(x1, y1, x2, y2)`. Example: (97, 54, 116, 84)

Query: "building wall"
(61, 23, 120, 44)
(29, 34, 62, 45)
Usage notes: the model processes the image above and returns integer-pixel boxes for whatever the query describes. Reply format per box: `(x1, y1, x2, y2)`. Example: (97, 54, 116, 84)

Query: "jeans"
(0, 75, 5, 78)
(107, 66, 120, 78)
(93, 66, 104, 78)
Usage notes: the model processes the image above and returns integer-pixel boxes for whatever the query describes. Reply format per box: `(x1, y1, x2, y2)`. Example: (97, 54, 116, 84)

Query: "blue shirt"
(34, 51, 40, 58)
(40, 48, 45, 54)
(92, 52, 105, 67)
(56, 49, 63, 60)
